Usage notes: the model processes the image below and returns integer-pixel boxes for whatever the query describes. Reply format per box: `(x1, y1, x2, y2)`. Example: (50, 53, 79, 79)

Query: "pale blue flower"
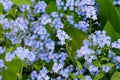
(113, 0, 120, 5)
(90, 30, 111, 48)
(0, 46, 6, 54)
(102, 65, 111, 73)
(51, 12, 59, 18)
(5, 53, 15, 62)
(67, 15, 74, 24)
(76, 46, 94, 58)
(56, 29, 72, 45)
(64, 0, 75, 11)
(75, 0, 97, 20)
(74, 21, 89, 32)
(88, 65, 99, 74)
(108, 50, 115, 58)
(0, 0, 13, 11)
(31, 70, 37, 80)
(52, 18, 64, 30)
(52, 62, 64, 73)
(0, 59, 4, 69)
(19, 5, 30, 12)
(56, 0, 64, 10)
(34, 1, 47, 13)
(40, 14, 52, 25)
(112, 39, 120, 49)
(14, 17, 28, 32)
(85, 75, 92, 80)
(0, 75, 2, 80)
(112, 56, 120, 63)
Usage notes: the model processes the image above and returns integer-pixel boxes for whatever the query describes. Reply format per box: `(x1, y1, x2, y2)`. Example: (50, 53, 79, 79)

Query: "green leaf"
(22, 73, 30, 80)
(0, 3, 3, 15)
(78, 74, 84, 79)
(105, 63, 115, 67)
(46, 1, 57, 14)
(6, 5, 17, 18)
(6, 44, 20, 53)
(23, 10, 29, 19)
(111, 71, 120, 80)
(44, 0, 56, 4)
(47, 62, 54, 72)
(76, 60, 82, 70)
(1, 59, 22, 80)
(116, 6, 120, 14)
(97, 0, 120, 34)
(104, 21, 120, 42)
(33, 60, 45, 71)
(65, 26, 88, 58)
(93, 61, 101, 67)
(10, 0, 31, 5)
(101, 57, 110, 61)
(0, 24, 4, 41)
(94, 71, 105, 80)
(45, 25, 56, 41)
(69, 73, 76, 79)
(16, 73, 22, 80)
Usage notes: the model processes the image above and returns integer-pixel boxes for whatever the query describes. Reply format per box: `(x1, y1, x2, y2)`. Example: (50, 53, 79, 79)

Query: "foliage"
(0, 0, 120, 80)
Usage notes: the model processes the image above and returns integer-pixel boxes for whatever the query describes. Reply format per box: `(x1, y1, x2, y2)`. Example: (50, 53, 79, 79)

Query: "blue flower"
(112, 39, 120, 49)
(67, 15, 74, 25)
(19, 5, 30, 12)
(102, 65, 111, 73)
(56, 0, 64, 10)
(13, 46, 36, 63)
(60, 65, 73, 78)
(90, 30, 111, 48)
(0, 15, 12, 30)
(76, 46, 94, 58)
(88, 65, 99, 75)
(51, 18, 64, 30)
(113, 0, 120, 5)
(40, 14, 52, 25)
(112, 56, 120, 63)
(64, 0, 75, 11)
(85, 75, 92, 80)
(5, 53, 15, 62)
(34, 1, 47, 13)
(108, 50, 115, 58)
(51, 12, 59, 18)
(31, 70, 37, 80)
(56, 29, 72, 45)
(14, 17, 28, 32)
(0, 46, 6, 54)
(0, 0, 13, 11)
(74, 21, 89, 32)
(31, 67, 50, 80)
(0, 75, 2, 80)
(75, 0, 97, 20)
(52, 62, 64, 73)
(0, 59, 4, 69)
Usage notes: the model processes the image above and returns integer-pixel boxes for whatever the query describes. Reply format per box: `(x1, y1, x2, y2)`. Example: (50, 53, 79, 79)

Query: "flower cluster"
(34, 1, 47, 14)
(31, 67, 49, 80)
(6, 46, 36, 62)
(0, 0, 119, 80)
(0, 59, 6, 80)
(56, 29, 72, 45)
(75, 30, 120, 79)
(0, 16, 29, 44)
(56, 0, 98, 32)
(113, 0, 120, 5)
(56, 0, 97, 20)
(112, 39, 120, 49)
(0, 0, 13, 11)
